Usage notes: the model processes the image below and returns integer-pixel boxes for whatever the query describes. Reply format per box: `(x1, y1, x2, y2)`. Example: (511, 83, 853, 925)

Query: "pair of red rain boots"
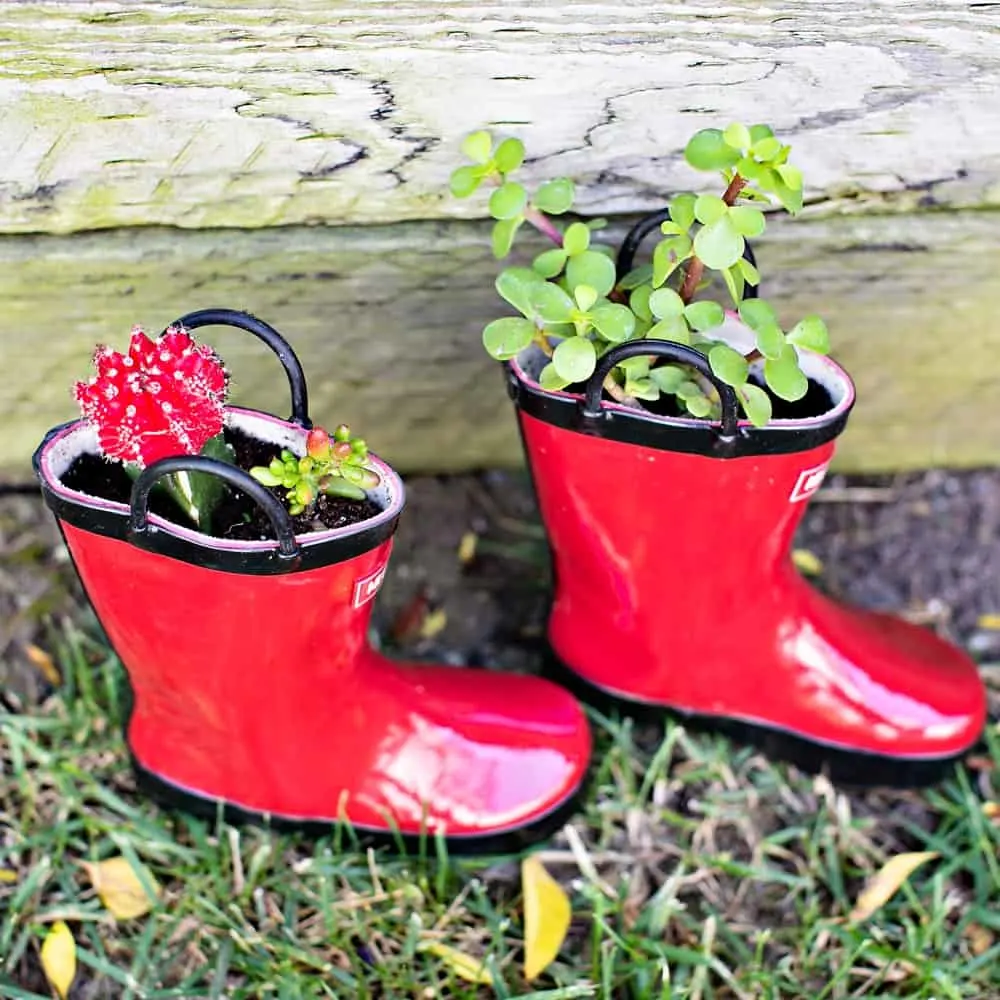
(36, 305, 986, 855)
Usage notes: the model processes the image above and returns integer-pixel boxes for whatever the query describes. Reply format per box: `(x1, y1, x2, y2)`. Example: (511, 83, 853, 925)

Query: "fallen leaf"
(521, 854, 571, 981)
(964, 921, 995, 956)
(81, 856, 161, 920)
(792, 549, 824, 576)
(0, 868, 17, 883)
(966, 755, 995, 773)
(457, 531, 478, 565)
(849, 851, 938, 922)
(40, 920, 76, 1000)
(24, 643, 61, 686)
(389, 586, 431, 643)
(421, 941, 493, 985)
(978, 613, 1000, 631)
(419, 607, 448, 640)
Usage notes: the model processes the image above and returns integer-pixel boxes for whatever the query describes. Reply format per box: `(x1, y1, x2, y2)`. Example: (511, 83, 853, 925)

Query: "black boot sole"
(129, 748, 589, 857)
(542, 649, 979, 789)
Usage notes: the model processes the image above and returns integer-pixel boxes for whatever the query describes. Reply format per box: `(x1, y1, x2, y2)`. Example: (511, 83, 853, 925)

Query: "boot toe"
(355, 666, 591, 843)
(784, 597, 987, 761)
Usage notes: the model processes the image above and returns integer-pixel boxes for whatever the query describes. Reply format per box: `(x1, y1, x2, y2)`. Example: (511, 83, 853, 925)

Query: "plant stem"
(533, 332, 554, 357)
(722, 173, 749, 206)
(523, 206, 564, 247)
(483, 171, 563, 247)
(678, 174, 749, 305)
(534, 332, 635, 405)
(603, 375, 638, 406)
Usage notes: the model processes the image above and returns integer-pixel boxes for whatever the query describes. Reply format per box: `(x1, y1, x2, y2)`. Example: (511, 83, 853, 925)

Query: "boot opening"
(514, 337, 852, 425)
(44, 412, 394, 542)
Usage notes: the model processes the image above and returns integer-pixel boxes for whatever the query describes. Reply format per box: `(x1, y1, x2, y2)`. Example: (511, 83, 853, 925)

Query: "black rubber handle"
(166, 308, 311, 427)
(615, 207, 759, 299)
(582, 340, 740, 439)
(128, 456, 300, 560)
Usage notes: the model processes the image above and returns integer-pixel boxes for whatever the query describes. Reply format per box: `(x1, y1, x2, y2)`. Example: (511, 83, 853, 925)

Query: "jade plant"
(249, 424, 379, 515)
(450, 123, 830, 425)
(74, 325, 235, 528)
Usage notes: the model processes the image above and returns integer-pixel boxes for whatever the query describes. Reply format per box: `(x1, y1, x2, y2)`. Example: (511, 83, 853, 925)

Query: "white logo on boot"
(352, 564, 387, 608)
(789, 463, 829, 503)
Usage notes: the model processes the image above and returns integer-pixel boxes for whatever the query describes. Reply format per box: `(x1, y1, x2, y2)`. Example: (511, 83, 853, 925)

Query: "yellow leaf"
(521, 854, 571, 981)
(978, 613, 1000, 631)
(457, 531, 478, 565)
(0, 868, 17, 883)
(418, 607, 448, 640)
(792, 549, 824, 576)
(40, 920, 76, 1000)
(25, 643, 62, 686)
(849, 851, 939, 922)
(81, 856, 161, 920)
(964, 921, 995, 956)
(421, 942, 494, 985)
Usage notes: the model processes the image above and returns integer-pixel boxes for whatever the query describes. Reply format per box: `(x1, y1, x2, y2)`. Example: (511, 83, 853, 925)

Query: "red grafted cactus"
(73, 326, 229, 468)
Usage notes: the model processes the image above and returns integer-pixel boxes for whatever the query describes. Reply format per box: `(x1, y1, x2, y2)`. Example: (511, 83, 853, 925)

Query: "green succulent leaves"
(685, 122, 804, 214)
(249, 425, 379, 515)
(788, 315, 830, 353)
(454, 124, 828, 430)
(493, 137, 526, 174)
(709, 343, 748, 386)
(483, 316, 535, 360)
(489, 182, 527, 220)
(552, 336, 597, 383)
(449, 166, 482, 199)
(566, 251, 616, 299)
(688, 195, 766, 272)
(449, 131, 575, 260)
(534, 178, 575, 215)
(739, 383, 773, 427)
(684, 129, 741, 172)
(461, 130, 494, 164)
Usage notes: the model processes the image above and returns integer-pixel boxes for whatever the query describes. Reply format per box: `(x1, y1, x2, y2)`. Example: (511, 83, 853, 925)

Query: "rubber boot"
(506, 336, 986, 786)
(35, 321, 590, 852)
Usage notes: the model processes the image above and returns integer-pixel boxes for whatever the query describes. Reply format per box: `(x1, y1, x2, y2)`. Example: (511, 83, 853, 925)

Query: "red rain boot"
(506, 335, 986, 786)
(34, 311, 590, 851)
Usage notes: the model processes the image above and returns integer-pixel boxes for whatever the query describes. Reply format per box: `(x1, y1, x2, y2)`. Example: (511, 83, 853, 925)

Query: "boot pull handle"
(581, 340, 741, 440)
(128, 456, 300, 561)
(615, 207, 759, 299)
(164, 308, 311, 428)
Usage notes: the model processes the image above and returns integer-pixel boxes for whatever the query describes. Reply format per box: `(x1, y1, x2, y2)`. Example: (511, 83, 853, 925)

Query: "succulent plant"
(72, 325, 381, 528)
(250, 424, 380, 515)
(451, 123, 831, 427)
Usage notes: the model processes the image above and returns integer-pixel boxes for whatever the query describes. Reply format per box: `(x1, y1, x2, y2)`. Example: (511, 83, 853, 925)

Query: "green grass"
(2, 615, 999, 999)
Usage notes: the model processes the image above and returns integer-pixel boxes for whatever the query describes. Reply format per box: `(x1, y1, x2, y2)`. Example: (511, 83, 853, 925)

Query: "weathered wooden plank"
(1, 211, 997, 478)
(1, 1, 999, 234)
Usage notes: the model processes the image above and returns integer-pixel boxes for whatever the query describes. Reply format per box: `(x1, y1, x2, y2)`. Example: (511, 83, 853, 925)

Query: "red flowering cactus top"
(73, 326, 229, 467)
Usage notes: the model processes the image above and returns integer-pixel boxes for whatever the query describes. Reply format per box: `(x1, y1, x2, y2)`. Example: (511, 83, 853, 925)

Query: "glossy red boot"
(34, 310, 590, 852)
(507, 336, 986, 786)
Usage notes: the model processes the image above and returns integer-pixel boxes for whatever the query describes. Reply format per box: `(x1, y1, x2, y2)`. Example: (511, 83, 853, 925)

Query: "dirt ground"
(3, 463, 1000, 996)
(3, 464, 999, 714)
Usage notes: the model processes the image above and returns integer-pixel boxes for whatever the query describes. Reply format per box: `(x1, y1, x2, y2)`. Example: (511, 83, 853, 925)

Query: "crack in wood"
(1, 3, 998, 231)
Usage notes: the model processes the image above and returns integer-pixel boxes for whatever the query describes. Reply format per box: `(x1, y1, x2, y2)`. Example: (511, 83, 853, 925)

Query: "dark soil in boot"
(58, 426, 381, 540)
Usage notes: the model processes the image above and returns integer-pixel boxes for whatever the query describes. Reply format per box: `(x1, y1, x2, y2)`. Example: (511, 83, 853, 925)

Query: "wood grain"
(1, 1, 998, 233)
(2, 210, 997, 478)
